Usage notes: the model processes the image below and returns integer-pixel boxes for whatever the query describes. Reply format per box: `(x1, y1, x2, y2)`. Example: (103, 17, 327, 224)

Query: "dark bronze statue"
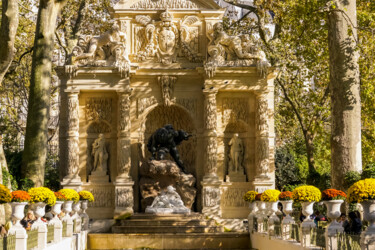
(147, 124, 192, 173)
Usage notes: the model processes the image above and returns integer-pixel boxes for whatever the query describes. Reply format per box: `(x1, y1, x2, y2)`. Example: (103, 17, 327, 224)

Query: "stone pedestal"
(8, 225, 27, 250)
(226, 171, 246, 182)
(48, 218, 62, 243)
(62, 174, 82, 191)
(301, 221, 316, 248)
(114, 181, 134, 219)
(253, 179, 274, 193)
(89, 169, 109, 183)
(31, 221, 47, 249)
(201, 180, 221, 217)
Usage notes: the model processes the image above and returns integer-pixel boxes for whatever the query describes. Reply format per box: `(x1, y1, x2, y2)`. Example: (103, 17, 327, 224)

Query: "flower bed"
(347, 178, 375, 203)
(58, 189, 79, 203)
(28, 187, 56, 206)
(0, 184, 11, 203)
(321, 189, 346, 200)
(79, 191, 94, 202)
(292, 185, 321, 202)
(279, 191, 293, 201)
(261, 189, 281, 202)
(243, 191, 258, 202)
(11, 190, 31, 202)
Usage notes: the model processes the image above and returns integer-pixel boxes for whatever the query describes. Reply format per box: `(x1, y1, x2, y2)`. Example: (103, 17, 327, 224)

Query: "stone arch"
(143, 104, 197, 175)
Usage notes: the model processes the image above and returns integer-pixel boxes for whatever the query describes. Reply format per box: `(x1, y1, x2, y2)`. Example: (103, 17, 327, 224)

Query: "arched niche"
(143, 104, 197, 175)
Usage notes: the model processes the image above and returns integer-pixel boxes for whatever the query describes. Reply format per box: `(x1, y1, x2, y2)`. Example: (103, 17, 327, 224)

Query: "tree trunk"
(22, 0, 66, 187)
(0, 0, 19, 84)
(303, 131, 316, 176)
(328, 0, 362, 190)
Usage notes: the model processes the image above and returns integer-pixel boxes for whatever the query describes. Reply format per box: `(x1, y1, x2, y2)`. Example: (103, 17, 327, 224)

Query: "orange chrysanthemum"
(255, 193, 262, 201)
(279, 191, 293, 201)
(11, 191, 31, 202)
(322, 189, 346, 201)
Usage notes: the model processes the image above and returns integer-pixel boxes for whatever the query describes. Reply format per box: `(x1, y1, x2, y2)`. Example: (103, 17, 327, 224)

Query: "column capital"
(116, 87, 132, 96)
(65, 89, 80, 95)
(203, 87, 218, 96)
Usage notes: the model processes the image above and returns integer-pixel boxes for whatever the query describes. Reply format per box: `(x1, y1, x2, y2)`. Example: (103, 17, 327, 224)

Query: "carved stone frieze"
(204, 90, 218, 130)
(119, 94, 131, 132)
(205, 137, 218, 175)
(256, 95, 269, 134)
(256, 137, 270, 178)
(116, 187, 134, 208)
(85, 98, 113, 124)
(221, 188, 248, 207)
(68, 94, 79, 132)
(203, 187, 220, 207)
(222, 98, 249, 125)
(117, 138, 131, 176)
(67, 137, 79, 175)
(158, 75, 177, 106)
(176, 98, 197, 118)
(135, 11, 202, 64)
(137, 97, 158, 117)
(131, 0, 200, 9)
(87, 187, 115, 207)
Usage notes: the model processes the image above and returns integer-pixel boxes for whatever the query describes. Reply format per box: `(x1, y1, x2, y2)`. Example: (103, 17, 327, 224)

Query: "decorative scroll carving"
(135, 11, 201, 64)
(256, 96, 269, 133)
(117, 139, 131, 175)
(116, 187, 133, 208)
(119, 94, 131, 132)
(85, 98, 113, 124)
(67, 137, 79, 175)
(176, 98, 197, 118)
(222, 98, 249, 125)
(256, 137, 270, 178)
(221, 188, 248, 207)
(203, 187, 220, 207)
(87, 186, 115, 207)
(158, 75, 177, 106)
(205, 22, 269, 77)
(206, 137, 218, 174)
(137, 97, 158, 117)
(68, 94, 79, 132)
(131, 0, 200, 9)
(204, 91, 217, 130)
(67, 23, 130, 77)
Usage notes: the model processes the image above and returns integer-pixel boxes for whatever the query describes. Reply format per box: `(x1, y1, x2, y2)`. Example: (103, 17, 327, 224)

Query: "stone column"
(114, 90, 134, 219)
(201, 88, 221, 216)
(253, 92, 273, 192)
(62, 90, 82, 190)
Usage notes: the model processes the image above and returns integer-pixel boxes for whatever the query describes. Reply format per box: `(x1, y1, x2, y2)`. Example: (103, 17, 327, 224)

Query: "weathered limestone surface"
(57, 0, 276, 221)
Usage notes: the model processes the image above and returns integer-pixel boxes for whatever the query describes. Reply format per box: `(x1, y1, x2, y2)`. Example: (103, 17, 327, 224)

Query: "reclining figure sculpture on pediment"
(68, 23, 130, 77)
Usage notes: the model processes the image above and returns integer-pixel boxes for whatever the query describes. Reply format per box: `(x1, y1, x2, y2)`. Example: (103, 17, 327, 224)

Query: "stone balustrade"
(248, 202, 374, 250)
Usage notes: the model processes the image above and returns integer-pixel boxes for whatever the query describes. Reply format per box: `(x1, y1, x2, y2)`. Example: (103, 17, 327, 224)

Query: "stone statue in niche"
(145, 185, 190, 214)
(228, 133, 244, 173)
(68, 23, 130, 77)
(158, 75, 177, 106)
(147, 124, 191, 173)
(92, 134, 109, 173)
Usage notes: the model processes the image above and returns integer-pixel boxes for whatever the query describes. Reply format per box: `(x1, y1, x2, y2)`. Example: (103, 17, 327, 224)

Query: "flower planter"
(281, 200, 295, 224)
(10, 202, 28, 228)
(361, 200, 375, 234)
(301, 201, 316, 227)
(80, 200, 90, 230)
(268, 201, 280, 224)
(52, 201, 64, 219)
(324, 200, 344, 234)
(247, 202, 258, 222)
(32, 202, 46, 222)
(63, 200, 74, 220)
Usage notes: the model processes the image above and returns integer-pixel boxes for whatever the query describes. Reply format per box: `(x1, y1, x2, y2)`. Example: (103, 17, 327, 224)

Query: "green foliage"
(344, 171, 361, 190)
(44, 153, 60, 191)
(275, 147, 305, 190)
(361, 164, 375, 179)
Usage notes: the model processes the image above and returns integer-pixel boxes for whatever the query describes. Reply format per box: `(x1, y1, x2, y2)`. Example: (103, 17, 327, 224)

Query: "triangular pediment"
(116, 0, 221, 10)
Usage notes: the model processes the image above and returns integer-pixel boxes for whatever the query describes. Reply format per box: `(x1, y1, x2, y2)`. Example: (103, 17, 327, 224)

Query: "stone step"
(112, 225, 224, 234)
(118, 219, 217, 227)
(127, 213, 205, 221)
(88, 232, 250, 249)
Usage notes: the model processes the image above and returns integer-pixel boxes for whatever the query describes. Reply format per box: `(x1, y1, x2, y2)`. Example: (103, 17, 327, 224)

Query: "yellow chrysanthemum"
(78, 191, 95, 202)
(261, 189, 281, 202)
(347, 178, 375, 203)
(28, 187, 56, 206)
(243, 191, 258, 202)
(0, 184, 12, 204)
(58, 188, 80, 203)
(292, 185, 321, 202)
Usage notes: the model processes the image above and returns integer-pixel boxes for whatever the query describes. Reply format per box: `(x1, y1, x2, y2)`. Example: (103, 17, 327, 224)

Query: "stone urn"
(72, 201, 81, 217)
(10, 202, 28, 228)
(32, 202, 46, 222)
(301, 201, 316, 227)
(247, 202, 258, 231)
(80, 200, 89, 230)
(256, 201, 267, 232)
(62, 200, 74, 220)
(268, 201, 280, 224)
(361, 200, 375, 234)
(281, 200, 295, 224)
(52, 201, 64, 219)
(324, 200, 344, 234)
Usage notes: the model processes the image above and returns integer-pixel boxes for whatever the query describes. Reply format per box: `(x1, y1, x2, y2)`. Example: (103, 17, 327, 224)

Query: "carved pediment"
(115, 0, 221, 10)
